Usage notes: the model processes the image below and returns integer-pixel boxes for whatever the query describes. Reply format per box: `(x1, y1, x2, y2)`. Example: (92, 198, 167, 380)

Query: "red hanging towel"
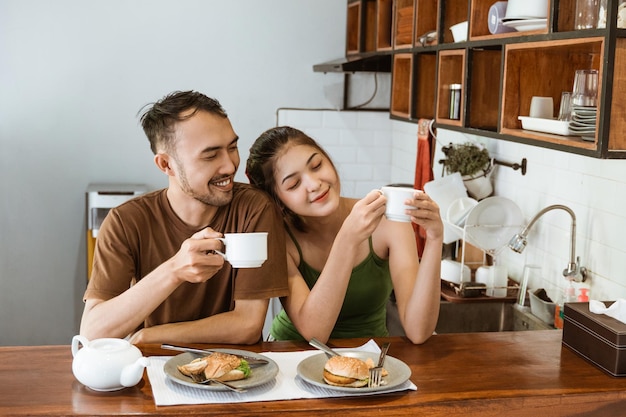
(413, 119, 435, 258)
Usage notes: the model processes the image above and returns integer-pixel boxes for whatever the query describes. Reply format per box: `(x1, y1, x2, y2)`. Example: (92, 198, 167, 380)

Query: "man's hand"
(170, 227, 227, 284)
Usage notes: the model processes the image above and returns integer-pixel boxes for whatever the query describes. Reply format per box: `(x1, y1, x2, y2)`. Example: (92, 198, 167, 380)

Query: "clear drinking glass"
(558, 92, 573, 121)
(519, 265, 542, 307)
(572, 69, 599, 107)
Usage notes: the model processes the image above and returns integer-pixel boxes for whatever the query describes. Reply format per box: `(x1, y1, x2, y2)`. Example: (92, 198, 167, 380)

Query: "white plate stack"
(569, 105, 597, 142)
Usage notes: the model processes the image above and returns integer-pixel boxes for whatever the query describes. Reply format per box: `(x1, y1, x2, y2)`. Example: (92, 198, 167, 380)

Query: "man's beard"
(178, 164, 233, 207)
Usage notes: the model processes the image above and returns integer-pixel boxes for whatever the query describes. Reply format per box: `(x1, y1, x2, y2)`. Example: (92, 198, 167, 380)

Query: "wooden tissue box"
(563, 301, 626, 377)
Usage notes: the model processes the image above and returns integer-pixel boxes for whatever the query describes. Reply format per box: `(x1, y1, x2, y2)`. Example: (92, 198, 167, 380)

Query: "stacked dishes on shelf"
(569, 69, 599, 142)
(499, 0, 549, 32)
(569, 106, 597, 142)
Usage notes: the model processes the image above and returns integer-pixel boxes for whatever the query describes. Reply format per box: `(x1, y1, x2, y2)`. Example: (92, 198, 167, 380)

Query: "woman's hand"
(341, 189, 387, 243)
(406, 191, 443, 241)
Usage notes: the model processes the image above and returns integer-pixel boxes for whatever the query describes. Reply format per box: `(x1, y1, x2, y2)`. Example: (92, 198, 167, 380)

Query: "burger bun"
(323, 355, 369, 388)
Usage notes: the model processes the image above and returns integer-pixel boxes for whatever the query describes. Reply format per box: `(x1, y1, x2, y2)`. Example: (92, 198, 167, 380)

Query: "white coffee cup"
(381, 186, 419, 222)
(529, 96, 554, 119)
(215, 232, 268, 268)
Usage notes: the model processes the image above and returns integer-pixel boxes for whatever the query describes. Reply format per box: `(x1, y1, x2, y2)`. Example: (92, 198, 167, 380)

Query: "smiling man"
(80, 91, 288, 345)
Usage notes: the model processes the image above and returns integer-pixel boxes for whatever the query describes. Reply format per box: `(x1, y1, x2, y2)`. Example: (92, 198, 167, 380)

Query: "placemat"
(147, 339, 417, 406)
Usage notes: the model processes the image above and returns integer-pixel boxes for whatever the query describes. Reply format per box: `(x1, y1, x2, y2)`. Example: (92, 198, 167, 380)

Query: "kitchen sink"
(436, 301, 553, 333)
(386, 299, 553, 336)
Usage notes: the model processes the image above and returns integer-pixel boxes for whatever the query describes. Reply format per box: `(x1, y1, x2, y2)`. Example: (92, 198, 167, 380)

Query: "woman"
(246, 126, 443, 344)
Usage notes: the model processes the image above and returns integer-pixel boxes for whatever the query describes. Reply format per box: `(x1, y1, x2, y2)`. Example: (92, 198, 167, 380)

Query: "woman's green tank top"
(270, 229, 393, 341)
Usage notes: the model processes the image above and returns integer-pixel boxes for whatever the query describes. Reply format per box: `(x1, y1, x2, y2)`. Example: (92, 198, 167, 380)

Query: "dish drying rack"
(442, 221, 524, 301)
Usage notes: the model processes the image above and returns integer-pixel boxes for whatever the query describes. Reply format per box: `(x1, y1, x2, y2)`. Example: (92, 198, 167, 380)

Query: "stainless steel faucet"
(508, 204, 587, 282)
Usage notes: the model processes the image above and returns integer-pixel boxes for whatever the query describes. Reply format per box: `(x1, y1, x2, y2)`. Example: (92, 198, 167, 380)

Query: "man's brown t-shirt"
(84, 183, 288, 328)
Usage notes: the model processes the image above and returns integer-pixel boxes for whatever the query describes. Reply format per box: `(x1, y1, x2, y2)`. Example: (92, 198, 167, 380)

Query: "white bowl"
(449, 21, 468, 42)
(505, 0, 548, 19)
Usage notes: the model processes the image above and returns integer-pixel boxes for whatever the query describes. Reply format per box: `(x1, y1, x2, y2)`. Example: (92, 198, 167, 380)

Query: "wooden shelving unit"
(337, 0, 626, 159)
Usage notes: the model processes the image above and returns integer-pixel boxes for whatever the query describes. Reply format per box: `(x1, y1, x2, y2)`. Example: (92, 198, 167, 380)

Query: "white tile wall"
(277, 109, 626, 304)
(277, 109, 394, 197)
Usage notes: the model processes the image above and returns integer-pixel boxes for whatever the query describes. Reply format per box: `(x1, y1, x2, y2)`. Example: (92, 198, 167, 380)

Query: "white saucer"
(501, 18, 547, 32)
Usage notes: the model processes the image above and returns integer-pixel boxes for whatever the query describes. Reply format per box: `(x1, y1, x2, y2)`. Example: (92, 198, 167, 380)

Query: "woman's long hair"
(246, 126, 336, 232)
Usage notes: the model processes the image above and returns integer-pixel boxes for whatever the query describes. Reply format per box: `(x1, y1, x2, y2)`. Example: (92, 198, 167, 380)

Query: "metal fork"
(189, 373, 246, 392)
(368, 342, 390, 388)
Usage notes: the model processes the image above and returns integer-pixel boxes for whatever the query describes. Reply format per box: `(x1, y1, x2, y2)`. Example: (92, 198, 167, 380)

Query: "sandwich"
(322, 355, 370, 388)
(177, 352, 251, 382)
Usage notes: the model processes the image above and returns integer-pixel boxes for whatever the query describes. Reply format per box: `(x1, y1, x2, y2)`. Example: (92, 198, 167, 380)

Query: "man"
(80, 90, 288, 344)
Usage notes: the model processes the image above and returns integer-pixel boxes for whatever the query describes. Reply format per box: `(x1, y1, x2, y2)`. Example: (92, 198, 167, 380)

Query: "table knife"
(160, 344, 269, 367)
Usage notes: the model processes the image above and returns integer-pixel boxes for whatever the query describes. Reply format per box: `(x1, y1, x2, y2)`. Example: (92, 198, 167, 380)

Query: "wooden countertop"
(1, 331, 626, 416)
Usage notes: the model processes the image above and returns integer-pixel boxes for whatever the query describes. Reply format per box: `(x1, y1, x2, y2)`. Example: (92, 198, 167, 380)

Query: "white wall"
(0, 0, 347, 345)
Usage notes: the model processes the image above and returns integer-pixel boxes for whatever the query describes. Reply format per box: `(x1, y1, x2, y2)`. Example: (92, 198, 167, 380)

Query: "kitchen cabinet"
(337, 0, 626, 159)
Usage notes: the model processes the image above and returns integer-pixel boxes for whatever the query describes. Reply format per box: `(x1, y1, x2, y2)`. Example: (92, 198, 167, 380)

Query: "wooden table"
(1, 331, 626, 416)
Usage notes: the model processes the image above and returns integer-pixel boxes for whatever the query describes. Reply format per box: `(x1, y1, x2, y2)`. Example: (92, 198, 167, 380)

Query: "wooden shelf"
(413, 52, 437, 119)
(469, 0, 550, 41)
(394, 0, 414, 49)
(468, 47, 502, 131)
(376, 0, 393, 51)
(346, 1, 361, 55)
(441, 1, 469, 44)
(436, 49, 465, 126)
(501, 38, 603, 140)
(391, 53, 412, 118)
(413, 1, 439, 47)
(363, 0, 377, 52)
(340, 0, 626, 158)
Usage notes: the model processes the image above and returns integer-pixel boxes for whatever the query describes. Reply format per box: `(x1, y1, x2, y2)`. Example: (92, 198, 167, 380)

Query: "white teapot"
(71, 335, 149, 391)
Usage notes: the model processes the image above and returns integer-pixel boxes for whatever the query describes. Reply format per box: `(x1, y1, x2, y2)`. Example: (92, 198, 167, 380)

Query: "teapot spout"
(120, 357, 149, 388)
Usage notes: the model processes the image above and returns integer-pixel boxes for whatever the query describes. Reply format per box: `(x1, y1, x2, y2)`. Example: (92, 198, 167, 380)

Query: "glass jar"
(619, 1, 626, 29)
(449, 84, 461, 120)
(597, 0, 607, 28)
(575, 0, 599, 30)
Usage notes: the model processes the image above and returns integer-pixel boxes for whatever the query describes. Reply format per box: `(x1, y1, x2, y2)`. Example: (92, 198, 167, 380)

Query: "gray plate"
(296, 351, 411, 393)
(164, 349, 278, 391)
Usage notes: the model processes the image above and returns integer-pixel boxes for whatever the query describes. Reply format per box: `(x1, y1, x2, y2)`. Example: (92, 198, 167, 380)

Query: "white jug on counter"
(71, 335, 149, 391)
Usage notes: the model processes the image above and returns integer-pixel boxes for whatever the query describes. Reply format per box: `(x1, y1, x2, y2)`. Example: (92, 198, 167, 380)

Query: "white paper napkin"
(589, 299, 626, 324)
(147, 339, 417, 406)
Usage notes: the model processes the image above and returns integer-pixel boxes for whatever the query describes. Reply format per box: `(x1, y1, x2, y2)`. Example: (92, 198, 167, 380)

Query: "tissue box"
(562, 301, 626, 377)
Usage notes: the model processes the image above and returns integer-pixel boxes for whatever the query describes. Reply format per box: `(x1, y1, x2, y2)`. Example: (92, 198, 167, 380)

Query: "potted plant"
(441, 142, 493, 200)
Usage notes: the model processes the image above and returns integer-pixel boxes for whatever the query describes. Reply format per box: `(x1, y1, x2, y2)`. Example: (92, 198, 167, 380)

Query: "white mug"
(381, 186, 419, 222)
(529, 96, 554, 119)
(215, 232, 268, 268)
